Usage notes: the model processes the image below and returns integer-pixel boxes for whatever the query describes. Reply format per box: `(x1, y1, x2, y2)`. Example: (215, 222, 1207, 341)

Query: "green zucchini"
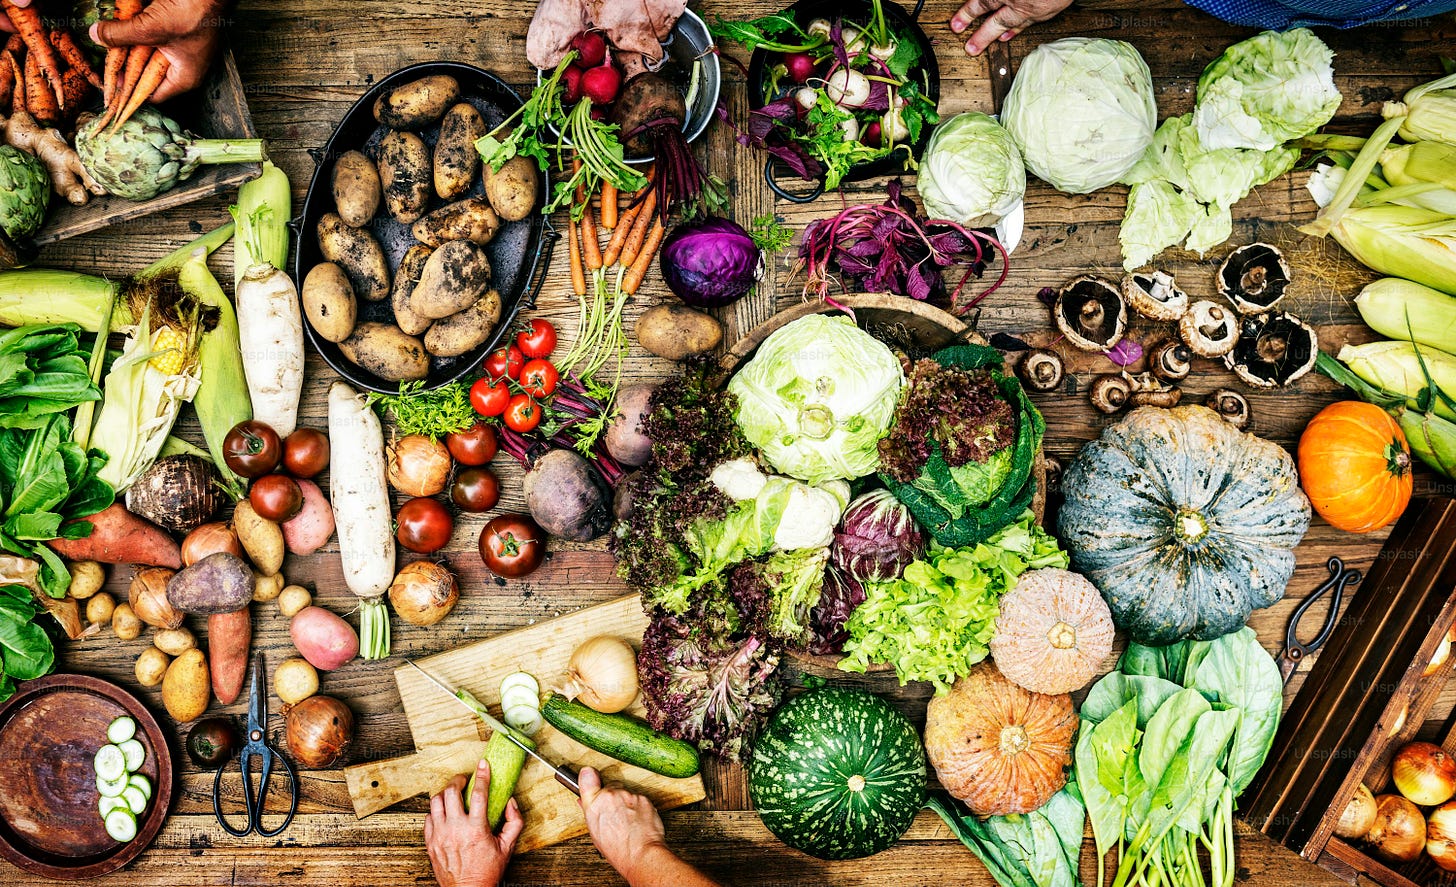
(541, 694, 700, 779)
(465, 728, 532, 828)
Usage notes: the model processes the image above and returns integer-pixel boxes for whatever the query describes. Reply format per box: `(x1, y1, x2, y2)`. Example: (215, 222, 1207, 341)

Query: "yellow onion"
(1335, 783, 1378, 841)
(560, 635, 639, 713)
(1428, 801, 1456, 872)
(128, 567, 182, 629)
(387, 561, 459, 627)
(386, 435, 450, 497)
(1393, 741, 1456, 806)
(1429, 632, 1453, 677)
(1368, 794, 1426, 863)
(181, 521, 243, 566)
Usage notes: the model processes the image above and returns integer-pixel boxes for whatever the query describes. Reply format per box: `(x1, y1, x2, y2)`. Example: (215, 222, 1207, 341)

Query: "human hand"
(424, 760, 524, 887)
(578, 766, 667, 878)
(87, 0, 225, 102)
(950, 0, 1075, 56)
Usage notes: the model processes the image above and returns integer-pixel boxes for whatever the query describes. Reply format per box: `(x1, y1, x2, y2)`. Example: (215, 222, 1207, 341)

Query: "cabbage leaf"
(1193, 28, 1340, 152)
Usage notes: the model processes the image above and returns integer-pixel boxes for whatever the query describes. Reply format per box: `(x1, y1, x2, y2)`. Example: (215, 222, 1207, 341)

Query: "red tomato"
(479, 514, 544, 578)
(450, 467, 501, 513)
(483, 345, 524, 381)
(516, 319, 557, 359)
(504, 394, 542, 433)
(223, 421, 282, 478)
(249, 473, 303, 521)
(282, 428, 330, 478)
(395, 497, 454, 554)
(470, 377, 510, 417)
(519, 359, 559, 399)
(445, 423, 498, 466)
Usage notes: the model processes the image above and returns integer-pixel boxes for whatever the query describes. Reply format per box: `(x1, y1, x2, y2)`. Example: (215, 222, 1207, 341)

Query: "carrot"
(0, 51, 12, 113)
(567, 217, 586, 297)
(51, 30, 101, 88)
(103, 0, 143, 110)
(1, 0, 62, 104)
(47, 503, 183, 569)
(24, 49, 59, 126)
(602, 198, 642, 267)
(106, 43, 151, 126)
(624, 218, 666, 295)
(110, 49, 167, 131)
(577, 181, 602, 271)
(600, 181, 618, 230)
(6, 49, 22, 111)
(618, 187, 658, 269)
(59, 65, 89, 115)
(3, 33, 21, 53)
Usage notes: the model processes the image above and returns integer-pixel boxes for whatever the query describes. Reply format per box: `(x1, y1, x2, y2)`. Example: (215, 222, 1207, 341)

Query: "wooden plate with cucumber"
(0, 674, 173, 880)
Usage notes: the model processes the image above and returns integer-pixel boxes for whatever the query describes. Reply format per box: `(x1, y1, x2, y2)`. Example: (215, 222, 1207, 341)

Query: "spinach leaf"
(1137, 689, 1211, 791)
(933, 783, 1087, 887)
(0, 596, 52, 680)
(928, 793, 1040, 887)
(1184, 627, 1283, 795)
(1080, 672, 1183, 728)
(1078, 701, 1144, 868)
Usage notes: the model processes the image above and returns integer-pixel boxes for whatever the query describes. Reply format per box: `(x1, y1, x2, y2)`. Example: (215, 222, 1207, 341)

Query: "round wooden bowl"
(722, 294, 1048, 671)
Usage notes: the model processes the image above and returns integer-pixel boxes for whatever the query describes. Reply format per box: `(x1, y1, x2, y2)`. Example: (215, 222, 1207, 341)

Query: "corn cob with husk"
(1317, 351, 1456, 480)
(1355, 278, 1456, 355)
(1381, 140, 1456, 191)
(178, 250, 251, 499)
(1338, 340, 1456, 423)
(1382, 70, 1456, 144)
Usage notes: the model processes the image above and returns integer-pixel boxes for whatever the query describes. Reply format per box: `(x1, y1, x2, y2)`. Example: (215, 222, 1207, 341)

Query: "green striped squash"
(749, 687, 927, 860)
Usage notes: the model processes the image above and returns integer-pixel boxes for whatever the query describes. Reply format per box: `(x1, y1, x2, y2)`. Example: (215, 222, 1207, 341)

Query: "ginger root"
(1, 108, 105, 206)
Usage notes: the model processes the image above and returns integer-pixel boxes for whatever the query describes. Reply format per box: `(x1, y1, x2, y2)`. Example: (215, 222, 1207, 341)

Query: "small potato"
(409, 240, 492, 321)
(85, 591, 115, 626)
(391, 245, 434, 337)
(111, 603, 142, 641)
(302, 262, 358, 343)
(282, 479, 335, 556)
(339, 322, 431, 382)
(434, 102, 486, 200)
(162, 648, 211, 723)
(377, 130, 432, 224)
(275, 657, 319, 705)
(135, 647, 170, 688)
(67, 560, 105, 599)
(167, 552, 254, 615)
(373, 74, 460, 129)
(233, 500, 285, 576)
(154, 627, 197, 656)
(485, 155, 539, 222)
(424, 289, 502, 357)
(318, 213, 391, 302)
(331, 150, 381, 227)
(279, 585, 312, 618)
(636, 303, 723, 361)
(411, 198, 500, 248)
(253, 571, 285, 603)
(290, 606, 358, 671)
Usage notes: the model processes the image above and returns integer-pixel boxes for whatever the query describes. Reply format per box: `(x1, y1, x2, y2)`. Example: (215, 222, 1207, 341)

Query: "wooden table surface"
(15, 1, 1456, 884)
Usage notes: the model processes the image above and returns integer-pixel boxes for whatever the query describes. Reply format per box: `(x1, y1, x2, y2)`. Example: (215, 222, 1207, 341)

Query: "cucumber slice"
(99, 795, 129, 817)
(118, 738, 145, 773)
(503, 703, 542, 736)
(500, 685, 540, 712)
(96, 772, 129, 798)
(94, 744, 126, 782)
(121, 785, 148, 815)
(104, 808, 137, 842)
(499, 672, 539, 699)
(107, 716, 137, 744)
(127, 773, 152, 801)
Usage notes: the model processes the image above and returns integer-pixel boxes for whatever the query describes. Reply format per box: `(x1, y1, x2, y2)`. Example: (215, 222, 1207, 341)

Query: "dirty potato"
(391, 245, 434, 336)
(331, 150, 381, 227)
(339, 323, 431, 382)
(424, 289, 503, 357)
(411, 198, 500, 248)
(637, 303, 724, 361)
(317, 212, 391, 302)
(377, 131, 432, 224)
(434, 102, 486, 201)
(408, 240, 492, 320)
(373, 74, 461, 129)
(485, 155, 539, 222)
(302, 262, 358, 342)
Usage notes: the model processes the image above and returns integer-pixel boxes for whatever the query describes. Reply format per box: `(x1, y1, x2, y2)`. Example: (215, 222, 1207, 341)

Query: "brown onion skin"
(181, 522, 244, 566)
(1368, 794, 1426, 863)
(1393, 741, 1456, 806)
(285, 695, 354, 768)
(129, 567, 182, 629)
(1334, 783, 1377, 841)
(1429, 802, 1456, 873)
(387, 436, 450, 497)
(388, 561, 460, 627)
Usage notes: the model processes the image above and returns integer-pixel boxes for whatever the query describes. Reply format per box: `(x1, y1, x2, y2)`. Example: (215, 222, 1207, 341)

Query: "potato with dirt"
(424, 289, 502, 357)
(636, 303, 722, 360)
(411, 198, 500, 248)
(317, 213, 391, 302)
(391, 245, 434, 336)
(408, 240, 493, 320)
(331, 150, 381, 227)
(434, 103, 486, 201)
(339, 323, 431, 382)
(374, 75, 461, 129)
(302, 262, 358, 343)
(485, 156, 539, 222)
(377, 131, 432, 224)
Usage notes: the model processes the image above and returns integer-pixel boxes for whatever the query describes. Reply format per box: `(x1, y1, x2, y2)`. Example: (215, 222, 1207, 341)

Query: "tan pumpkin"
(990, 568, 1115, 694)
(924, 663, 1076, 816)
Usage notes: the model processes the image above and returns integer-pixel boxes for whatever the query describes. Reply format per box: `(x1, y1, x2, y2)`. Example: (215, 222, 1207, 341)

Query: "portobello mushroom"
(1089, 374, 1131, 414)
(1054, 276, 1127, 352)
(1206, 389, 1251, 430)
(1149, 340, 1192, 382)
(1017, 348, 1065, 392)
(1122, 270, 1189, 321)
(1126, 372, 1182, 408)
(1225, 311, 1318, 388)
(1179, 300, 1240, 358)
(1218, 243, 1291, 314)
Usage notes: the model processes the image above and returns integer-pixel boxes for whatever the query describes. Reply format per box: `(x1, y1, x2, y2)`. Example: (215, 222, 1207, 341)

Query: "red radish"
(863, 120, 883, 147)
(583, 64, 622, 106)
(590, 106, 605, 121)
(783, 52, 817, 84)
(570, 31, 607, 68)
(562, 65, 585, 104)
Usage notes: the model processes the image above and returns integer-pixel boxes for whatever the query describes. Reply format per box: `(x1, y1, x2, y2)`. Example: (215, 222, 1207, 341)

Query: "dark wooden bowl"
(0, 674, 174, 880)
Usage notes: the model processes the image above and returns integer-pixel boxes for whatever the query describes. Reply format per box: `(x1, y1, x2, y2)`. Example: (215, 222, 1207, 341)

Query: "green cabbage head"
(1000, 37, 1157, 195)
(1193, 28, 1339, 152)
(918, 112, 1025, 227)
(729, 314, 904, 485)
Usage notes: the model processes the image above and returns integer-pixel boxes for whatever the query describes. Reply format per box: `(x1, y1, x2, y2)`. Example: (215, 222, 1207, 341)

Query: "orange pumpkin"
(1298, 401, 1412, 533)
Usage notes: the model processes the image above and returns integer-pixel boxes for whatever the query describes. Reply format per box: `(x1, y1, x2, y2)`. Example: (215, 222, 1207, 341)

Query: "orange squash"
(1298, 401, 1412, 533)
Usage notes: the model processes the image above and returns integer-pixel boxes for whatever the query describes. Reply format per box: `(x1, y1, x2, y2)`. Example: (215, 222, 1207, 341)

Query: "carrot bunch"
(98, 0, 168, 131)
(0, 0, 100, 128)
(568, 163, 665, 297)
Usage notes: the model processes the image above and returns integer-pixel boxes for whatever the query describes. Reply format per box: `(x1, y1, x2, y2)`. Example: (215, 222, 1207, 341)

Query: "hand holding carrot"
(89, 0, 224, 103)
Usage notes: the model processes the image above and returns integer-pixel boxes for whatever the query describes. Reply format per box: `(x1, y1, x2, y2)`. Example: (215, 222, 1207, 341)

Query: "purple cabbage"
(830, 489, 926, 583)
(659, 217, 765, 309)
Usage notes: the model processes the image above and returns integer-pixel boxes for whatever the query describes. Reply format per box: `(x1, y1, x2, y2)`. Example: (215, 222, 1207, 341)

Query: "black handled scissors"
(213, 653, 299, 836)
(1278, 556, 1363, 683)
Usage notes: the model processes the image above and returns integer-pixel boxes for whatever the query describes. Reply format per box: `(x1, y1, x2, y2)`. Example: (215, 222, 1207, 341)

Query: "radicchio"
(829, 489, 925, 583)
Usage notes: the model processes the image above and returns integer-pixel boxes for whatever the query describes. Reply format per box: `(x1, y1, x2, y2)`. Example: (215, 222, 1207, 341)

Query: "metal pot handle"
(523, 218, 561, 310)
(911, 0, 927, 19)
(763, 158, 824, 204)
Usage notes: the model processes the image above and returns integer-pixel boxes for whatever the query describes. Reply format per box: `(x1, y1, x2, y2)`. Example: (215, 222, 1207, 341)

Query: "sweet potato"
(290, 605, 358, 671)
(209, 607, 252, 705)
(282, 479, 336, 556)
(47, 504, 181, 568)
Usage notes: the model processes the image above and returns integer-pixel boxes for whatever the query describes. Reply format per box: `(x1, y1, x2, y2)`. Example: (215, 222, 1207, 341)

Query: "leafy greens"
(929, 780, 1087, 887)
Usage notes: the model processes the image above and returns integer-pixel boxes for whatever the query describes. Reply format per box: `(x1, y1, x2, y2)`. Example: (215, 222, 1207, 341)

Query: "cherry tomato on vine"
(445, 422, 498, 466)
(223, 420, 281, 478)
(519, 359, 559, 399)
(516, 319, 557, 359)
(479, 514, 545, 578)
(504, 394, 542, 433)
(470, 377, 510, 417)
(282, 428, 330, 478)
(483, 344, 524, 381)
(395, 497, 454, 554)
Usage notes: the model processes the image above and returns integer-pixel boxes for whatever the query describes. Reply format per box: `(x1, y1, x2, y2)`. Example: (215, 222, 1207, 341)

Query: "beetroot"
(583, 65, 622, 106)
(783, 52, 817, 84)
(570, 31, 607, 68)
(562, 65, 585, 104)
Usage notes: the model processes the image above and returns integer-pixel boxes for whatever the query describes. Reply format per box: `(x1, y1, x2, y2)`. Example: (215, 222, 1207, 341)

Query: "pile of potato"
(304, 73, 540, 382)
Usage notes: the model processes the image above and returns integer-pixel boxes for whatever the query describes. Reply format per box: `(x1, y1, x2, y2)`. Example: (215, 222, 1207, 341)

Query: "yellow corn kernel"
(148, 326, 188, 375)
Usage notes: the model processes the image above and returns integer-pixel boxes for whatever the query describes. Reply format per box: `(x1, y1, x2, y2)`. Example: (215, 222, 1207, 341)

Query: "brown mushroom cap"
(1224, 311, 1318, 388)
(1149, 340, 1192, 382)
(1055, 276, 1127, 352)
(1219, 243, 1292, 315)
(1089, 374, 1131, 414)
(1122, 270, 1189, 322)
(1206, 389, 1251, 429)
(1179, 300, 1240, 358)
(1018, 349, 1065, 392)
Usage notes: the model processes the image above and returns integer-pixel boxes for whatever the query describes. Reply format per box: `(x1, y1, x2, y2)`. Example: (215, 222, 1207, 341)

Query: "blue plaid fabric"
(1185, 0, 1456, 28)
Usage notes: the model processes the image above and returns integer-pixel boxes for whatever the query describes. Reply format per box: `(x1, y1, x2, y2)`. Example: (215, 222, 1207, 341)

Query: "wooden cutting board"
(344, 595, 706, 853)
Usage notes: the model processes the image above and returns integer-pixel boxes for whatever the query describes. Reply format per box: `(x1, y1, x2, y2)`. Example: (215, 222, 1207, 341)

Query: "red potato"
(282, 480, 336, 556)
(209, 607, 252, 705)
(290, 606, 358, 671)
(47, 503, 181, 568)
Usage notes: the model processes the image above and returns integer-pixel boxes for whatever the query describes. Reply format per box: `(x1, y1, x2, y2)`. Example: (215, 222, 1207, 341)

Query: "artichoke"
(0, 145, 52, 242)
(75, 108, 266, 202)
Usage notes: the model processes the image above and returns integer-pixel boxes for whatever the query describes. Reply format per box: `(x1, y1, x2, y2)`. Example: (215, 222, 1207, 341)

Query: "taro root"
(1206, 389, 1251, 430)
(1225, 311, 1318, 388)
(1089, 374, 1131, 414)
(1017, 349, 1064, 392)
(1179, 300, 1239, 358)
(1122, 270, 1189, 321)
(1218, 243, 1291, 314)
(1149, 340, 1192, 382)
(1054, 276, 1126, 352)
(125, 454, 224, 535)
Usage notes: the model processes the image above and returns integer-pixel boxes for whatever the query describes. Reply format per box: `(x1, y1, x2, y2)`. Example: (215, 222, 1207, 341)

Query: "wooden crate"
(1242, 497, 1456, 886)
(32, 45, 259, 247)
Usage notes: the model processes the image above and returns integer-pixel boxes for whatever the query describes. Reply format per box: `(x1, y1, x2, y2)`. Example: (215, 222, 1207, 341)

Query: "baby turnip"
(794, 87, 819, 111)
(583, 65, 622, 106)
(825, 68, 871, 109)
(807, 18, 832, 40)
(863, 120, 883, 147)
(783, 52, 817, 84)
(841, 25, 866, 55)
(838, 116, 861, 143)
(870, 39, 898, 61)
(882, 106, 910, 143)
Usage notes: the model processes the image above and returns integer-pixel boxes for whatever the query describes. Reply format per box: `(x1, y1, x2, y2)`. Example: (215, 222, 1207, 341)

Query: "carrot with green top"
(624, 218, 665, 295)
